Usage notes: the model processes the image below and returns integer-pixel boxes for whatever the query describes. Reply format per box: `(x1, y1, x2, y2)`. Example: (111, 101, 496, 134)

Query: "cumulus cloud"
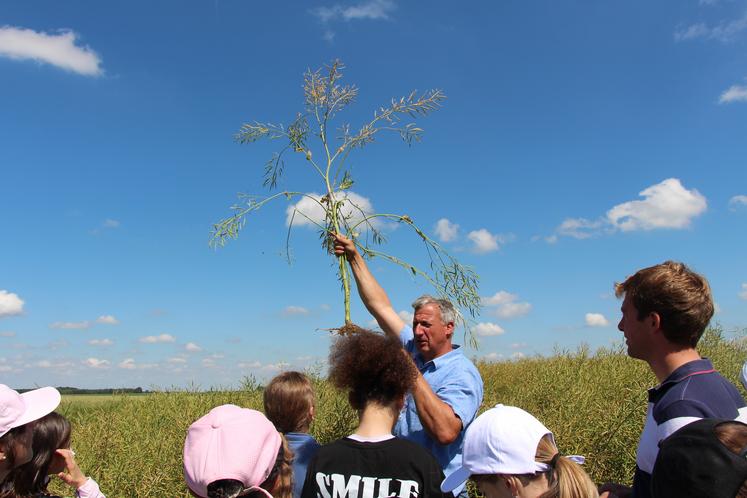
(96, 315, 119, 325)
(139, 334, 175, 344)
(551, 179, 707, 241)
(185, 342, 202, 352)
(511, 352, 526, 360)
(88, 338, 113, 346)
(674, 14, 747, 43)
(434, 218, 459, 242)
(310, 0, 395, 23)
(398, 309, 414, 324)
(482, 291, 532, 319)
(740, 283, 747, 300)
(467, 229, 513, 254)
(483, 352, 503, 362)
(0, 290, 24, 318)
(473, 322, 505, 337)
(283, 306, 310, 316)
(50, 321, 91, 330)
(0, 331, 16, 337)
(102, 219, 120, 228)
(118, 358, 136, 369)
(0, 26, 102, 76)
(585, 313, 610, 327)
(238, 361, 262, 369)
(719, 84, 747, 104)
(167, 357, 187, 364)
(286, 191, 377, 229)
(83, 357, 109, 368)
(729, 195, 747, 210)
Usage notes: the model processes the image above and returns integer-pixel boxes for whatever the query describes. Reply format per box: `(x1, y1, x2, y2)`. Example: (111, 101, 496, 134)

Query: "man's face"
(618, 294, 652, 360)
(412, 303, 454, 361)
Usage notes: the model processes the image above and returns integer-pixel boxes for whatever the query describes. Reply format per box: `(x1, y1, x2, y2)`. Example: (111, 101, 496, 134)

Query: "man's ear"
(309, 404, 315, 422)
(649, 311, 662, 332)
(445, 321, 455, 339)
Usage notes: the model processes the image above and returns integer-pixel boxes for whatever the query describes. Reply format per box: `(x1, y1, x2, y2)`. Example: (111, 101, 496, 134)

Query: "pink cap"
(183, 404, 281, 498)
(0, 384, 61, 438)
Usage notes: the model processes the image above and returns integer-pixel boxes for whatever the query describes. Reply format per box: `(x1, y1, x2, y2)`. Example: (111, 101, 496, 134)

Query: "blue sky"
(1, 0, 746, 389)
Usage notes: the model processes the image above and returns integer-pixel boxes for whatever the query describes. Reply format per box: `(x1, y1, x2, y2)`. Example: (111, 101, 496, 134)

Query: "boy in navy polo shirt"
(601, 261, 746, 498)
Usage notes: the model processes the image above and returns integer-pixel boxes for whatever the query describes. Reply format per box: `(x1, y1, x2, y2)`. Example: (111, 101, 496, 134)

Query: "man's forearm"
(411, 374, 462, 445)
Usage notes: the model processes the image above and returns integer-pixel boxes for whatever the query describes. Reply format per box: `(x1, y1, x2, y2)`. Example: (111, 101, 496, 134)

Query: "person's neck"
(354, 402, 397, 438)
(649, 347, 701, 383)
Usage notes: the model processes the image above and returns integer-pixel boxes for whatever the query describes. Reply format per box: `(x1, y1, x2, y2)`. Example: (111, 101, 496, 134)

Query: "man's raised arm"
(332, 233, 405, 338)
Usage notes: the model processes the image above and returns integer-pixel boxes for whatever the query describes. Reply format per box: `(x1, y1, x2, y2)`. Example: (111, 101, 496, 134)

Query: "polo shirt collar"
(653, 357, 715, 391)
(417, 344, 462, 369)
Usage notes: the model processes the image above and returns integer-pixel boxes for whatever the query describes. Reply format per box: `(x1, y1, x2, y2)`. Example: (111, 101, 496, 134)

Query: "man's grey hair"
(411, 295, 457, 325)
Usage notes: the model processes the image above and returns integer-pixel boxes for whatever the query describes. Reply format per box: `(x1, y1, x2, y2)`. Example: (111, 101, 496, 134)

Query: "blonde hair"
(534, 435, 598, 498)
(264, 371, 315, 433)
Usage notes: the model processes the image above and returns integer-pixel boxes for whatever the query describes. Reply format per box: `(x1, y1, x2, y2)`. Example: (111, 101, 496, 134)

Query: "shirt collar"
(653, 357, 714, 391)
(417, 344, 463, 369)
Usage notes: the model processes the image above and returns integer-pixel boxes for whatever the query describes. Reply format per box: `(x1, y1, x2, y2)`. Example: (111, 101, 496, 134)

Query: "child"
(301, 329, 450, 498)
(0, 385, 60, 485)
(10, 412, 105, 498)
(184, 404, 293, 498)
(264, 372, 320, 498)
(441, 404, 597, 498)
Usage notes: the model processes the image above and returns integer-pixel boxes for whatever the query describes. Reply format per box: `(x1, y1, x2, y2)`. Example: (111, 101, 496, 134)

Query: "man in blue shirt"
(333, 234, 484, 497)
(600, 261, 746, 498)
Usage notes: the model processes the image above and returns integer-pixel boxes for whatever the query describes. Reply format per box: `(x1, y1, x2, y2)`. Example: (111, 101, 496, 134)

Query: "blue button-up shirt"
(394, 325, 484, 496)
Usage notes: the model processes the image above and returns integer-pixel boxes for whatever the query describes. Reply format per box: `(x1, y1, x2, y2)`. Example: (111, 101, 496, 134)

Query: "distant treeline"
(17, 387, 147, 395)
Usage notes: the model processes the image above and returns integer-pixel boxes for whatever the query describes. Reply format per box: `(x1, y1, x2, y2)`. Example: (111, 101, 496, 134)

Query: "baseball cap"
(183, 404, 282, 498)
(442, 404, 556, 493)
(0, 384, 61, 438)
(652, 418, 747, 498)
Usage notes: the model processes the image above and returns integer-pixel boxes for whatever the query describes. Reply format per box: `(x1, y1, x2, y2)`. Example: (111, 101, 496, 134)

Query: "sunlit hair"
(10, 412, 71, 496)
(264, 371, 315, 433)
(714, 421, 747, 498)
(473, 435, 598, 498)
(411, 295, 457, 325)
(329, 328, 417, 412)
(205, 435, 293, 498)
(615, 261, 714, 347)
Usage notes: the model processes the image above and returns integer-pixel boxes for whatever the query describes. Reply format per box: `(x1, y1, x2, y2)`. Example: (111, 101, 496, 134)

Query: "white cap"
(441, 404, 554, 493)
(741, 360, 747, 392)
(0, 385, 61, 438)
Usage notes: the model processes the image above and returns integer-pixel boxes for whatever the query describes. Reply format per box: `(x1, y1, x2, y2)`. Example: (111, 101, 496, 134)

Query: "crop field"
(47, 328, 746, 498)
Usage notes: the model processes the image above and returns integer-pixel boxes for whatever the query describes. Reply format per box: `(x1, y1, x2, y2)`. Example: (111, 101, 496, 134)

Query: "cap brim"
(441, 466, 471, 493)
(12, 387, 60, 429)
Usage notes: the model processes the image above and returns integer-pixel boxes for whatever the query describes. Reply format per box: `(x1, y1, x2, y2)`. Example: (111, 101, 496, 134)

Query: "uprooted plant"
(211, 60, 480, 340)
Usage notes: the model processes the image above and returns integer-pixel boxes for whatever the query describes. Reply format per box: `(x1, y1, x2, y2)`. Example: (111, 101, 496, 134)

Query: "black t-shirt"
(301, 437, 450, 498)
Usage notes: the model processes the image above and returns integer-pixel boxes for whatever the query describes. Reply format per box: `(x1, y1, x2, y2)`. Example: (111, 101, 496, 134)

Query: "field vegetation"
(49, 328, 745, 497)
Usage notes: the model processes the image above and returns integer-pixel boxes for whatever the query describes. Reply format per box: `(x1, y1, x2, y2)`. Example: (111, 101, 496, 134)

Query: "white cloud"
(435, 218, 459, 242)
(397, 310, 414, 324)
(719, 84, 747, 104)
(139, 333, 176, 344)
(674, 14, 747, 43)
(185, 342, 202, 352)
(311, 0, 395, 23)
(585, 313, 610, 327)
(102, 219, 120, 228)
(167, 357, 187, 364)
(88, 338, 113, 346)
(283, 306, 310, 316)
(510, 342, 527, 349)
(201, 358, 216, 368)
(118, 358, 136, 369)
(0, 290, 24, 318)
(96, 315, 119, 325)
(482, 291, 532, 319)
(511, 352, 526, 360)
(729, 195, 747, 210)
(83, 357, 110, 369)
(286, 191, 377, 229)
(50, 321, 91, 330)
(483, 352, 503, 362)
(607, 179, 707, 231)
(740, 283, 747, 300)
(473, 322, 505, 337)
(467, 229, 502, 254)
(0, 331, 16, 337)
(556, 218, 604, 240)
(0, 26, 103, 76)
(238, 361, 262, 369)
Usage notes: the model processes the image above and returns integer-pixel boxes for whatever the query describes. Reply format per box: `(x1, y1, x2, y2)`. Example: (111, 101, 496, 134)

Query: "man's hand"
(54, 448, 88, 489)
(599, 483, 632, 498)
(332, 233, 358, 262)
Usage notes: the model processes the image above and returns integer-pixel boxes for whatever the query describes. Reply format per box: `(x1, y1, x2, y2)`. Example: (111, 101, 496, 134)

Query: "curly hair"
(328, 328, 418, 411)
(615, 261, 714, 347)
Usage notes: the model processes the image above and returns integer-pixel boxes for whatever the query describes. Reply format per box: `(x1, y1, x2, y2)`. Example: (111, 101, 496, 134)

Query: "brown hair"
(206, 434, 294, 498)
(615, 261, 714, 347)
(328, 328, 417, 411)
(714, 421, 747, 498)
(264, 372, 315, 433)
(11, 412, 71, 496)
(0, 425, 32, 471)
